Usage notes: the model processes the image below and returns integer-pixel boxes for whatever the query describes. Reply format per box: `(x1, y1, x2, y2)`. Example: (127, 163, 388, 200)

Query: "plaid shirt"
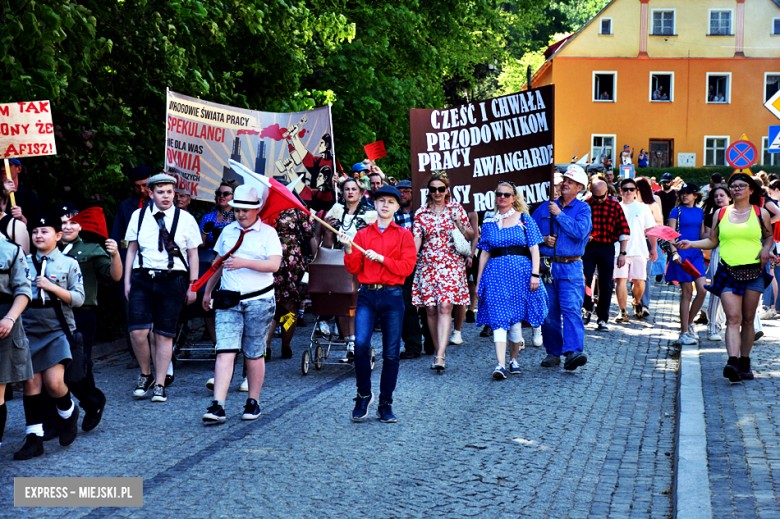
(393, 209, 414, 230)
(587, 196, 630, 245)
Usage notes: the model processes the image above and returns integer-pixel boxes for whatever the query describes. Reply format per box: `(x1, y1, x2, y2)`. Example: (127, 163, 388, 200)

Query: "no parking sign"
(726, 140, 758, 169)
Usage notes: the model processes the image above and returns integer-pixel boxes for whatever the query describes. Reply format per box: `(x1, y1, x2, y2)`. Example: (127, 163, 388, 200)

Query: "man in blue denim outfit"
(340, 185, 416, 423)
(532, 164, 592, 371)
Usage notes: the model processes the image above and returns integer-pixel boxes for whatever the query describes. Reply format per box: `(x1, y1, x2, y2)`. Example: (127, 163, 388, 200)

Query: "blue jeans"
(542, 266, 586, 356)
(762, 267, 780, 308)
(354, 287, 404, 403)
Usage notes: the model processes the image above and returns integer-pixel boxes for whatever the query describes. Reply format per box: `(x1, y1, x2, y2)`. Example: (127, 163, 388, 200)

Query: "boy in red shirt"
(339, 185, 416, 422)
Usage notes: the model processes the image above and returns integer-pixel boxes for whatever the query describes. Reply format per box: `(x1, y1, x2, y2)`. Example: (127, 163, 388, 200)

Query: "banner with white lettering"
(410, 85, 554, 213)
(165, 90, 336, 210)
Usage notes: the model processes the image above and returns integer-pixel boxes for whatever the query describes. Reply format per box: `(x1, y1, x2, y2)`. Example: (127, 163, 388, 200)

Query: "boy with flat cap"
(339, 185, 416, 423)
(124, 174, 201, 403)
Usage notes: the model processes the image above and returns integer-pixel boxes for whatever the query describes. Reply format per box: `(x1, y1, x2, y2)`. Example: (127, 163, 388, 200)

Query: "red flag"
(364, 141, 386, 162)
(680, 259, 701, 279)
(260, 177, 309, 222)
(70, 207, 109, 239)
(645, 225, 680, 241)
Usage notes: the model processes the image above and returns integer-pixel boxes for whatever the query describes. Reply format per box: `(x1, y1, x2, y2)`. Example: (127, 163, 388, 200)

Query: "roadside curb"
(674, 340, 713, 518)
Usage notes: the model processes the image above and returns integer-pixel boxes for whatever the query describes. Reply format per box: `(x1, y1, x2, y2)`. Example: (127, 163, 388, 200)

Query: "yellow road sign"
(766, 89, 780, 120)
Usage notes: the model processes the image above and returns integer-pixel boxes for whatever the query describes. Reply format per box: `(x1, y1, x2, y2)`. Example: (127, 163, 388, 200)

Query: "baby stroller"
(173, 249, 217, 362)
(302, 247, 375, 375)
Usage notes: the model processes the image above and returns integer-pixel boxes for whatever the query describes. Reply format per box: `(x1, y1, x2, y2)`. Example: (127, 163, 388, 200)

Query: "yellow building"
(530, 0, 780, 168)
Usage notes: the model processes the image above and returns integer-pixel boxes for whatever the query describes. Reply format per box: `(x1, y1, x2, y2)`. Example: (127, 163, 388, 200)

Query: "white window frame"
(704, 135, 730, 167)
(649, 71, 675, 102)
(599, 17, 613, 35)
(766, 72, 780, 103)
(651, 9, 676, 36)
(592, 71, 617, 102)
(706, 72, 732, 104)
(762, 136, 780, 166)
(591, 134, 617, 164)
(708, 9, 733, 36)
(772, 17, 780, 35)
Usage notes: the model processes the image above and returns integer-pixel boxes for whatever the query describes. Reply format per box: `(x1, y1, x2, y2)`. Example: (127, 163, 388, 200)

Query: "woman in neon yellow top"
(678, 173, 774, 383)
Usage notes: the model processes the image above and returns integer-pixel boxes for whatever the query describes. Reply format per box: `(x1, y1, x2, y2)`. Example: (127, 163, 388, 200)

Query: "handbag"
(212, 285, 274, 310)
(449, 207, 472, 257)
(53, 302, 86, 386)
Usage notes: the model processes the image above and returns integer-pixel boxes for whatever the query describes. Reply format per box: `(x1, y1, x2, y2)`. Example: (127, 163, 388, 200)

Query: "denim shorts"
(215, 297, 275, 359)
(128, 270, 188, 338)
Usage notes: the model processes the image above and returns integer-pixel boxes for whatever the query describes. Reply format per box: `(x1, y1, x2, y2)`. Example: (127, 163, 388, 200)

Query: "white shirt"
(618, 201, 656, 257)
(125, 203, 202, 271)
(214, 219, 282, 300)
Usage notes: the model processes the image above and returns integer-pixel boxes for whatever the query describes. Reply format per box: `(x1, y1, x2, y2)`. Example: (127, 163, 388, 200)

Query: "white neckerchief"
(493, 208, 515, 229)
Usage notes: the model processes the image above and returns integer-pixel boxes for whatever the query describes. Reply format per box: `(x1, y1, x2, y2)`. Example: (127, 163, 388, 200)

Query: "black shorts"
(128, 270, 188, 338)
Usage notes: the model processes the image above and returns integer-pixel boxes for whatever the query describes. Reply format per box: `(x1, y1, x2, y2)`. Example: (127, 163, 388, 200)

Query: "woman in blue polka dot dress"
(476, 182, 548, 380)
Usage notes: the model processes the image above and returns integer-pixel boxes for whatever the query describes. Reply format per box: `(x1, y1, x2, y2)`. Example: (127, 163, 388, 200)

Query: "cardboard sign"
(364, 141, 386, 161)
(410, 85, 555, 213)
(645, 225, 680, 241)
(0, 101, 57, 159)
(165, 90, 335, 210)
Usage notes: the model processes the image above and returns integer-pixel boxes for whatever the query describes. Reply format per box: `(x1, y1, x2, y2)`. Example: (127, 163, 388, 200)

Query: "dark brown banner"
(410, 85, 555, 213)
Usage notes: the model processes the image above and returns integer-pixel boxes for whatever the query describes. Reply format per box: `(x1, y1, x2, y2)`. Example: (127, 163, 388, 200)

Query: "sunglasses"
(429, 186, 447, 194)
(591, 193, 607, 199)
(496, 192, 514, 198)
(216, 191, 233, 197)
(621, 187, 636, 192)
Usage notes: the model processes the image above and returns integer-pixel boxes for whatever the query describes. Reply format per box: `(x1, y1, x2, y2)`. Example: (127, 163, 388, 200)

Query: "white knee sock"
(57, 400, 74, 419)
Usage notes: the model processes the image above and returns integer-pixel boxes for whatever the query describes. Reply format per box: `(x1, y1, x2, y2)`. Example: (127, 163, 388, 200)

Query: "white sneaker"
(532, 327, 543, 346)
(317, 321, 331, 337)
(206, 378, 215, 390)
(340, 342, 355, 363)
(449, 330, 463, 345)
(239, 377, 249, 392)
(680, 332, 698, 345)
(760, 308, 777, 320)
(708, 331, 723, 341)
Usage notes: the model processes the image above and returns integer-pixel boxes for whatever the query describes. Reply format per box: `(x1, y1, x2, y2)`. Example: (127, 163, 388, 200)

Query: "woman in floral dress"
(266, 208, 314, 359)
(412, 174, 474, 371)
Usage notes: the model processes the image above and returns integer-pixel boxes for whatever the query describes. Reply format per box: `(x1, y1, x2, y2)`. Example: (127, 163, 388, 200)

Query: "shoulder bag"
(449, 206, 472, 257)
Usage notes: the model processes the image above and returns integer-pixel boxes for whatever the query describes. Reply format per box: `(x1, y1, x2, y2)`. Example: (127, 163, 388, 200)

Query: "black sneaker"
(479, 325, 492, 338)
(582, 311, 592, 325)
(399, 350, 421, 359)
(203, 401, 226, 424)
(13, 434, 44, 460)
(540, 354, 560, 367)
(351, 392, 374, 422)
(376, 401, 397, 423)
(242, 399, 261, 420)
(564, 351, 588, 371)
(723, 364, 742, 383)
(738, 357, 755, 381)
(59, 406, 79, 446)
(465, 310, 476, 323)
(596, 320, 609, 332)
(82, 394, 106, 432)
(151, 384, 167, 402)
(132, 374, 154, 398)
(164, 374, 174, 387)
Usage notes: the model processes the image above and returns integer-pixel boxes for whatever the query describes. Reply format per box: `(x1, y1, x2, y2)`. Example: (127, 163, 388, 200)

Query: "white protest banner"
(165, 90, 336, 210)
(0, 100, 57, 159)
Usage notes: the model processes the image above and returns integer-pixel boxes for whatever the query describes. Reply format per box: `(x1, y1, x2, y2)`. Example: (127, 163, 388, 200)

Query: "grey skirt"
(23, 307, 71, 373)
(0, 303, 33, 384)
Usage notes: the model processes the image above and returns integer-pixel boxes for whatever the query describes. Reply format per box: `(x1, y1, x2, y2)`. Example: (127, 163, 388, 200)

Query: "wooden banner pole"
(4, 159, 16, 206)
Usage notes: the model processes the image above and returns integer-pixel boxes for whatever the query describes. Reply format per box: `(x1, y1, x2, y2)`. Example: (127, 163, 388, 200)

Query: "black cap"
(55, 202, 79, 218)
(30, 213, 62, 234)
(661, 173, 673, 182)
(396, 180, 412, 188)
(373, 185, 402, 204)
(128, 165, 152, 182)
(679, 182, 699, 194)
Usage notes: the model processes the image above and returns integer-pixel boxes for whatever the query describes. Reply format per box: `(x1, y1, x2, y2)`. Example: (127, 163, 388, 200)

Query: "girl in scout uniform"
(0, 236, 32, 457)
(14, 215, 85, 460)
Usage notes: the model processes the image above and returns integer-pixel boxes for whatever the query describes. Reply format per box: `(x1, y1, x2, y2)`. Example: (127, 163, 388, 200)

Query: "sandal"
(431, 355, 446, 371)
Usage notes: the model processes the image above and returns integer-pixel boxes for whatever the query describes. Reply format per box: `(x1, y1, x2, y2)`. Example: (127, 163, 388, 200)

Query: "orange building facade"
(530, 0, 780, 168)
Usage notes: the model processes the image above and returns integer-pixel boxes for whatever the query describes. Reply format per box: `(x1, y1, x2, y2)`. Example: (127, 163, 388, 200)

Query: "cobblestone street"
(2, 281, 681, 518)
